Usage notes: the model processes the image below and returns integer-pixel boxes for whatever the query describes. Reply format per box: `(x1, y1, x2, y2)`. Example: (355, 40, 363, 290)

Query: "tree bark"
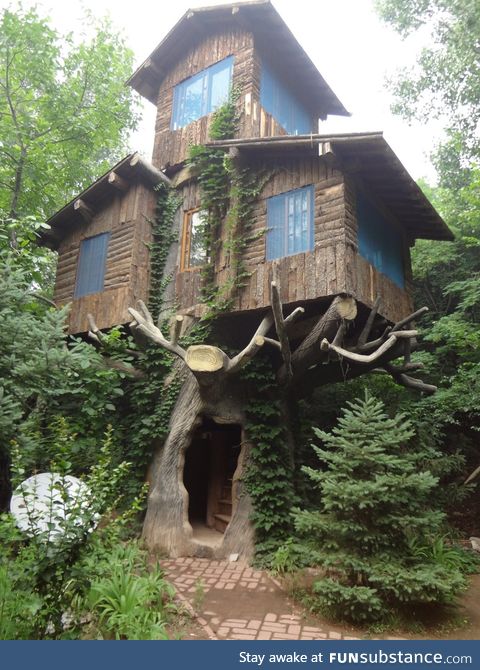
(280, 294, 357, 383)
(142, 370, 203, 556)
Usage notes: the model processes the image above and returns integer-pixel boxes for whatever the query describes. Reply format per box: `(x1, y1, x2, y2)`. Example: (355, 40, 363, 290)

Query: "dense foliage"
(243, 358, 296, 566)
(0, 5, 139, 222)
(0, 261, 127, 509)
(374, 0, 480, 531)
(376, 0, 479, 186)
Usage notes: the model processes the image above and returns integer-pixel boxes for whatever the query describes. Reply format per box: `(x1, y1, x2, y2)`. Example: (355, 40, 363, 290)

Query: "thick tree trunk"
(283, 294, 357, 383)
(142, 372, 202, 556)
(142, 364, 257, 560)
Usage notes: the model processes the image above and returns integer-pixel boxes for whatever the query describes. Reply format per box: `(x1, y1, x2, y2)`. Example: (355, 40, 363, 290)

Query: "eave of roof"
(205, 132, 453, 242)
(127, 0, 349, 119)
(40, 153, 171, 250)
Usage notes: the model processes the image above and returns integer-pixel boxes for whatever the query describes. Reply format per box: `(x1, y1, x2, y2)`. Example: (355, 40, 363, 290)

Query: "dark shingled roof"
(205, 132, 454, 242)
(127, 0, 349, 120)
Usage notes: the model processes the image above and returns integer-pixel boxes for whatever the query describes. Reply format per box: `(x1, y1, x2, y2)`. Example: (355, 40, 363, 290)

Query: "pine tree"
(294, 392, 465, 622)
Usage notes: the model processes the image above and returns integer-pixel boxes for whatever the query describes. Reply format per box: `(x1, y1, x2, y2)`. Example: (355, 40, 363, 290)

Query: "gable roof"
(205, 132, 454, 241)
(127, 1, 349, 119)
(39, 153, 170, 250)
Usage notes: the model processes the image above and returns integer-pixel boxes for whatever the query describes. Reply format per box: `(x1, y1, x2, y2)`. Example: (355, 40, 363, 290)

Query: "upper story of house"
(127, 1, 349, 170)
(39, 2, 453, 336)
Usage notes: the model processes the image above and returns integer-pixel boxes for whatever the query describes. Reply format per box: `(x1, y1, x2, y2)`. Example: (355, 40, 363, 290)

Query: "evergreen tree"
(294, 393, 465, 622)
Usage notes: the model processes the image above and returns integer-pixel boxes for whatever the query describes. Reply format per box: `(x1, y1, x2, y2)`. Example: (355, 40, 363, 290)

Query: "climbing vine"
(242, 357, 296, 567)
(121, 183, 183, 490)
(188, 95, 239, 310)
(148, 181, 181, 321)
(188, 94, 294, 564)
(188, 90, 271, 315)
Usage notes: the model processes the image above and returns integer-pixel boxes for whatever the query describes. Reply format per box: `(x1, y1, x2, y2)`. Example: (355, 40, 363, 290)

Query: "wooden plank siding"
(152, 27, 288, 170)
(53, 183, 156, 333)
(174, 157, 349, 315)
(173, 157, 414, 324)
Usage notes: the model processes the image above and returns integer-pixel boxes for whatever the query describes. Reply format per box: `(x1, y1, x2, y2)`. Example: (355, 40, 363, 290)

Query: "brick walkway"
(161, 557, 361, 641)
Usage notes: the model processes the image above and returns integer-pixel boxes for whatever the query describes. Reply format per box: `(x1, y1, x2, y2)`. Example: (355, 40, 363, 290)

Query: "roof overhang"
(205, 132, 454, 242)
(40, 153, 171, 250)
(127, 1, 349, 120)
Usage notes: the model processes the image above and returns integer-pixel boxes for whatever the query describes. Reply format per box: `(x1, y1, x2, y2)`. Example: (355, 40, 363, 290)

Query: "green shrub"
(85, 542, 175, 640)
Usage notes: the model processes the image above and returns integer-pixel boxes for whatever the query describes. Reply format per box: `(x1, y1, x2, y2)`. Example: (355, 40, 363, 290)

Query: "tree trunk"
(142, 364, 257, 560)
(94, 290, 433, 561)
(142, 372, 202, 556)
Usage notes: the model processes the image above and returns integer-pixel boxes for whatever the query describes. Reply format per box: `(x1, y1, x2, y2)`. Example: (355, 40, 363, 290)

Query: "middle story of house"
(40, 133, 453, 334)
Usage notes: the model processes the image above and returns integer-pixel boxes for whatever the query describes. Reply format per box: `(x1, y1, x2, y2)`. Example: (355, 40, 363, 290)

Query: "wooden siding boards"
(172, 156, 414, 324)
(54, 156, 415, 334)
(174, 156, 349, 315)
(342, 174, 413, 321)
(152, 29, 292, 170)
(53, 182, 155, 333)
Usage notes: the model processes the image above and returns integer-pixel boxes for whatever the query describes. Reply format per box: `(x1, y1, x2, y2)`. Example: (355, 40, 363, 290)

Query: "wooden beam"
(108, 171, 129, 192)
(73, 198, 94, 223)
(142, 57, 164, 78)
(129, 153, 172, 187)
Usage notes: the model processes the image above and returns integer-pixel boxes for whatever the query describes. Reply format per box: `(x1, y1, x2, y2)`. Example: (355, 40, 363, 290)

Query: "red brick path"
(161, 557, 362, 641)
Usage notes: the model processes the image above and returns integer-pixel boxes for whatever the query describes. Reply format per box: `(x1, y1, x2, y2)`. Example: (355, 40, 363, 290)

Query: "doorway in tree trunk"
(183, 418, 241, 540)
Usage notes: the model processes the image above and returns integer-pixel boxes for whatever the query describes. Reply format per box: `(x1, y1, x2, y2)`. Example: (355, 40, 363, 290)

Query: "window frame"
(180, 209, 207, 272)
(266, 185, 315, 261)
(171, 56, 234, 131)
(74, 231, 110, 299)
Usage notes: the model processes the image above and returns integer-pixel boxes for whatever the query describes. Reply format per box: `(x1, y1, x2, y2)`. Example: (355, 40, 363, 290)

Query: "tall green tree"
(294, 394, 465, 623)
(0, 260, 127, 510)
(0, 5, 140, 226)
(375, 0, 479, 186)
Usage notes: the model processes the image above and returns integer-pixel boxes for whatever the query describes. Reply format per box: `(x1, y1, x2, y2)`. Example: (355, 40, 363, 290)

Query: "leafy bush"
(87, 551, 175, 640)
(1, 425, 137, 639)
(293, 392, 466, 623)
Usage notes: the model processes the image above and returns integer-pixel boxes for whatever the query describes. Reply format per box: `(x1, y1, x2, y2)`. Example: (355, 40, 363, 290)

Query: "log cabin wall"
(174, 157, 350, 316)
(173, 157, 414, 324)
(234, 157, 349, 312)
(152, 27, 291, 170)
(53, 182, 156, 333)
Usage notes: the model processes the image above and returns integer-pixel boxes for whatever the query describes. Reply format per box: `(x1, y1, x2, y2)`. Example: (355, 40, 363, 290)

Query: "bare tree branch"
(391, 306, 429, 332)
(358, 296, 381, 347)
(128, 301, 187, 360)
(270, 265, 293, 381)
(383, 362, 437, 394)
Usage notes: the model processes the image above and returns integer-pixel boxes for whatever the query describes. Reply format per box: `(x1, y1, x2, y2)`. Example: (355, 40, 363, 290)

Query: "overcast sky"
(3, 0, 442, 181)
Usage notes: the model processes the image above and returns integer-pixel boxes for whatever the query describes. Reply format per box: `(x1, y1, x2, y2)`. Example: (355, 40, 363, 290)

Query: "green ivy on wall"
(121, 183, 182, 490)
(242, 357, 295, 567)
(187, 95, 294, 563)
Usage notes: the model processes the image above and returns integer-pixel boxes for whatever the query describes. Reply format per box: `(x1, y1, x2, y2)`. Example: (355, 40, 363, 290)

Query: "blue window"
(267, 186, 314, 260)
(260, 64, 312, 135)
(357, 192, 405, 288)
(171, 56, 234, 130)
(74, 232, 110, 298)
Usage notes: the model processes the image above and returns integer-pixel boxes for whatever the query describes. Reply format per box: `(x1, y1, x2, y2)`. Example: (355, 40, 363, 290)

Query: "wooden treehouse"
(41, 1, 453, 559)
